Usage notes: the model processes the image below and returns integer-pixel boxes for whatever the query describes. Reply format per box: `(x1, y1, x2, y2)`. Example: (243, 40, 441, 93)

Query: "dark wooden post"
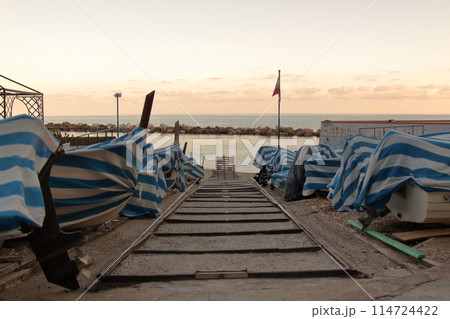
(139, 91, 155, 128)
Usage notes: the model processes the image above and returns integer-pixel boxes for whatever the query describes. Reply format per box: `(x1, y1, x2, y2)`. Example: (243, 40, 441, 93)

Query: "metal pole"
(277, 70, 281, 149)
(114, 93, 121, 137)
(116, 96, 119, 137)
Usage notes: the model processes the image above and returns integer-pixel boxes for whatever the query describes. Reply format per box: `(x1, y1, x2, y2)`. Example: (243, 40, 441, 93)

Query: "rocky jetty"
(45, 122, 320, 137)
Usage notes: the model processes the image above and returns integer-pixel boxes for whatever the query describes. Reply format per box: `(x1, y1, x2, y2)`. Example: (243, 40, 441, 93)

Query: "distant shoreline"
(45, 122, 320, 137)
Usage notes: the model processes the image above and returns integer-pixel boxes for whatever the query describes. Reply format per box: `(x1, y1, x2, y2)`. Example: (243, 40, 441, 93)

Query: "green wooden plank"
(347, 219, 426, 259)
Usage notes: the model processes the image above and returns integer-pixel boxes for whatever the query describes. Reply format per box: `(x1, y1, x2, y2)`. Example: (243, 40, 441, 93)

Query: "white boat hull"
(387, 181, 450, 223)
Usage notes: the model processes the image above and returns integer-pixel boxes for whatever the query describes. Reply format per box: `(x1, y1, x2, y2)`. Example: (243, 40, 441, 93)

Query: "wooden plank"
(348, 219, 426, 259)
(190, 194, 265, 198)
(165, 217, 290, 223)
(196, 270, 248, 279)
(168, 213, 286, 221)
(191, 192, 262, 196)
(175, 207, 281, 214)
(133, 246, 320, 255)
(392, 228, 450, 242)
(185, 197, 272, 202)
(180, 202, 275, 208)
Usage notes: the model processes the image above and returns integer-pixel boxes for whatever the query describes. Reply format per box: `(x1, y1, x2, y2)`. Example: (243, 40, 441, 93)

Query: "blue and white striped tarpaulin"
(253, 146, 296, 176)
(302, 158, 342, 196)
(120, 152, 168, 218)
(253, 146, 296, 189)
(154, 144, 204, 192)
(154, 145, 187, 192)
(183, 155, 205, 181)
(301, 143, 342, 196)
(118, 142, 203, 218)
(355, 131, 450, 211)
(50, 128, 148, 229)
(0, 115, 60, 240)
(328, 135, 380, 211)
(283, 144, 341, 199)
(270, 171, 289, 189)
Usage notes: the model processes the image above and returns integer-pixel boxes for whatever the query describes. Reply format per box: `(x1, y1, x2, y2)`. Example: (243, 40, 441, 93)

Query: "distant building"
(319, 120, 450, 144)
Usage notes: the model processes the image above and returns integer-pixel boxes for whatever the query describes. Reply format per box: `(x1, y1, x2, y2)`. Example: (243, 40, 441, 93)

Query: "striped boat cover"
(302, 158, 342, 196)
(282, 144, 341, 196)
(120, 152, 168, 218)
(183, 155, 205, 180)
(253, 146, 296, 189)
(121, 141, 203, 218)
(270, 171, 289, 189)
(328, 135, 380, 211)
(253, 146, 296, 176)
(0, 115, 60, 240)
(153, 145, 204, 192)
(50, 128, 148, 229)
(355, 131, 450, 210)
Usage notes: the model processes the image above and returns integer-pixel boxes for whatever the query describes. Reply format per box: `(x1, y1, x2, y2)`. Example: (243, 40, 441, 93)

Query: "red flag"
(272, 73, 280, 96)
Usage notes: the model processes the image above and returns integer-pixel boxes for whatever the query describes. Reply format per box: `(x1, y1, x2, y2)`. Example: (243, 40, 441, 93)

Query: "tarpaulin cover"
(329, 131, 450, 212)
(50, 128, 148, 228)
(284, 144, 341, 201)
(0, 115, 60, 240)
(253, 146, 296, 189)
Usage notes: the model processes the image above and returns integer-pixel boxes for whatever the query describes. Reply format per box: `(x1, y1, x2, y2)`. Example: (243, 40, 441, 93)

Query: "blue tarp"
(122, 143, 203, 218)
(1, 117, 204, 236)
(328, 135, 380, 211)
(328, 131, 450, 212)
(253, 146, 296, 189)
(283, 144, 341, 200)
(0, 115, 61, 240)
(153, 144, 204, 192)
(356, 131, 450, 210)
(50, 128, 148, 228)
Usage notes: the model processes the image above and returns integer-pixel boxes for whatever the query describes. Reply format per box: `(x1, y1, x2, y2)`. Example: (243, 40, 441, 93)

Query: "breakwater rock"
(45, 122, 320, 137)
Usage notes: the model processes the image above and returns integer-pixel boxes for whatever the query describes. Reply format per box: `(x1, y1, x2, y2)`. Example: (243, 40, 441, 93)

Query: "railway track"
(96, 178, 357, 289)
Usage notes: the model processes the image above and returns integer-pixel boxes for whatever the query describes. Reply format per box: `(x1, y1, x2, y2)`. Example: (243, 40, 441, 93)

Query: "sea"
(45, 113, 450, 173)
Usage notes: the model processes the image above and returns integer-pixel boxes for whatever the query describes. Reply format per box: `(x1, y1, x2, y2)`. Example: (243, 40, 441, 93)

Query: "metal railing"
(75, 129, 115, 148)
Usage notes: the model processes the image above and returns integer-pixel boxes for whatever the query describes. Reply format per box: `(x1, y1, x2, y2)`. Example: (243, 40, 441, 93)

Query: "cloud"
(289, 87, 324, 99)
(323, 83, 450, 100)
(206, 77, 223, 81)
(262, 73, 299, 81)
(353, 74, 378, 82)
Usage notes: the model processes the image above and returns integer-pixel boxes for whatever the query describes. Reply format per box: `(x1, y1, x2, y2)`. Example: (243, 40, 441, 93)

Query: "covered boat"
(0, 114, 61, 240)
(284, 143, 341, 201)
(253, 146, 296, 189)
(120, 143, 203, 218)
(0, 114, 86, 289)
(120, 151, 168, 218)
(50, 127, 151, 228)
(328, 135, 380, 211)
(153, 144, 204, 192)
(329, 131, 450, 226)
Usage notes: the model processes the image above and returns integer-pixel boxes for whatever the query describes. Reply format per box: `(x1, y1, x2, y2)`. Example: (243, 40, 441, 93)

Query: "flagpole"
(277, 70, 281, 149)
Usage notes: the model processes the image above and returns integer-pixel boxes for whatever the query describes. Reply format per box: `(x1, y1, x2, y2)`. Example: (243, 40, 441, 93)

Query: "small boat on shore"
(0, 114, 86, 289)
(50, 127, 149, 229)
(326, 131, 450, 227)
(0, 114, 61, 240)
(253, 145, 296, 189)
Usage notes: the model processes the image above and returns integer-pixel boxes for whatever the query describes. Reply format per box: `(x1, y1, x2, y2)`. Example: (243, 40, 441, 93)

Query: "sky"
(1, 0, 450, 117)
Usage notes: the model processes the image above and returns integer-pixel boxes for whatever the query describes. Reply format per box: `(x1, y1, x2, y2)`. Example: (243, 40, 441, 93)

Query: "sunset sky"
(2, 0, 449, 116)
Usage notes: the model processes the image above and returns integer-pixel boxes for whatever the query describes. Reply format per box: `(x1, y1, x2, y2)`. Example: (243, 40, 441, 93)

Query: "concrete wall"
(319, 120, 450, 144)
